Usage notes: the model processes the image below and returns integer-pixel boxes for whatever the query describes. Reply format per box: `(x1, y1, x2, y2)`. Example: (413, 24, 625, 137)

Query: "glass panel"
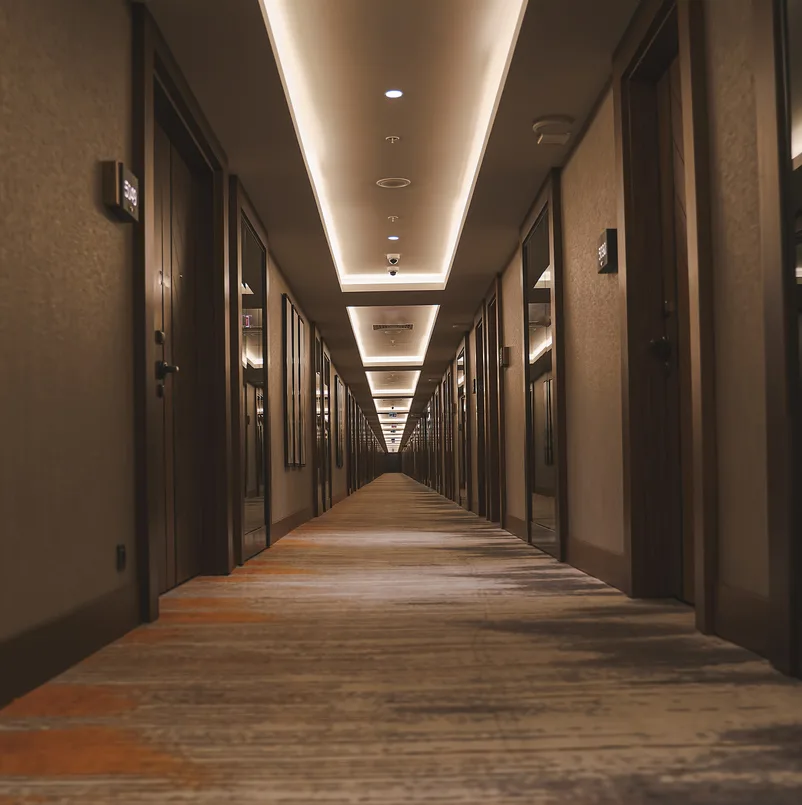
(457, 350, 468, 507)
(524, 207, 558, 556)
(241, 218, 268, 557)
(789, 2, 802, 289)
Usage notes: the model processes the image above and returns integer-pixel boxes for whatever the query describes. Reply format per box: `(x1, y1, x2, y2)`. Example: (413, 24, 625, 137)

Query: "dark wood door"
(315, 337, 324, 513)
(475, 319, 486, 517)
(487, 297, 501, 523)
(154, 121, 204, 592)
(240, 216, 269, 561)
(657, 57, 694, 604)
(323, 351, 332, 509)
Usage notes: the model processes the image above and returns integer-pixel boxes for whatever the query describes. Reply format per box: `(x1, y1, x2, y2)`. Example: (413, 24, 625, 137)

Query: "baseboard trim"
(715, 583, 771, 659)
(567, 538, 631, 595)
(505, 514, 527, 541)
(270, 506, 313, 545)
(0, 583, 139, 708)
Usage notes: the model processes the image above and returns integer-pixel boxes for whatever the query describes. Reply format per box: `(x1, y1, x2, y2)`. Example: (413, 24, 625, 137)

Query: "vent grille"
(373, 323, 413, 331)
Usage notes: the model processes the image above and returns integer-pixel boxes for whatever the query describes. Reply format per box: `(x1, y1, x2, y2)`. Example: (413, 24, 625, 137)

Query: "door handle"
(649, 336, 672, 364)
(156, 361, 180, 380)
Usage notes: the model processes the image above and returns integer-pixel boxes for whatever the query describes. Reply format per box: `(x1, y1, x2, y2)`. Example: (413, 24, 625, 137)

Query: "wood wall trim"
(270, 506, 314, 545)
(549, 170, 570, 564)
(0, 584, 139, 708)
(229, 178, 274, 566)
(677, 0, 718, 634)
(567, 539, 631, 596)
(519, 171, 568, 561)
(496, 274, 508, 529)
(506, 514, 528, 542)
(715, 584, 771, 659)
(752, 0, 801, 676)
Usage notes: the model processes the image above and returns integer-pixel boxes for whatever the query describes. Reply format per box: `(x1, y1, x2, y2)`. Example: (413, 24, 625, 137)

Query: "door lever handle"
(649, 336, 672, 364)
(156, 361, 180, 379)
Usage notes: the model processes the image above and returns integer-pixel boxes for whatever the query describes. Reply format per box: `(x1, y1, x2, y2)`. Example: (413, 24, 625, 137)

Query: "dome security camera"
(386, 253, 400, 266)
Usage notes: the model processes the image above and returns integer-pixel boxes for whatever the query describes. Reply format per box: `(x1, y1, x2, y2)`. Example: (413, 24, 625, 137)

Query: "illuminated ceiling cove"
(259, 0, 528, 293)
(366, 370, 421, 397)
(347, 305, 439, 368)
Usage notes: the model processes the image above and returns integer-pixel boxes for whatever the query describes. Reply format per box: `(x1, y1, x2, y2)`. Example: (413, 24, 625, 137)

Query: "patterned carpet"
(2, 473, 802, 803)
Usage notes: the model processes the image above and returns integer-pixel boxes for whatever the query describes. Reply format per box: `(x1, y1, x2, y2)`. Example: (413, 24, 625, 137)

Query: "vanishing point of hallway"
(2, 474, 802, 804)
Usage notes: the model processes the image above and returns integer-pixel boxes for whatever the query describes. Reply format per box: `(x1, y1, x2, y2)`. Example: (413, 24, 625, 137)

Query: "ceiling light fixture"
(385, 135, 401, 145)
(259, 0, 526, 292)
(385, 89, 403, 99)
(387, 236, 399, 241)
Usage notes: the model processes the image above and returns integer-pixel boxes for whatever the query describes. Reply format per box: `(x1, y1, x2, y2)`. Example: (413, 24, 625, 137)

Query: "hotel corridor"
(2, 474, 802, 804)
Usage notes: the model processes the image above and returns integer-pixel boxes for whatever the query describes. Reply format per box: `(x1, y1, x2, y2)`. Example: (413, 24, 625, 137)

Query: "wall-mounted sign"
(102, 161, 139, 223)
(597, 228, 618, 274)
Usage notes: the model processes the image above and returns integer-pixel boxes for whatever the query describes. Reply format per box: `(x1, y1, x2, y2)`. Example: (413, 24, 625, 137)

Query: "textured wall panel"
(560, 91, 626, 553)
(0, 0, 136, 640)
(267, 255, 313, 524)
(501, 249, 527, 524)
(705, 0, 769, 596)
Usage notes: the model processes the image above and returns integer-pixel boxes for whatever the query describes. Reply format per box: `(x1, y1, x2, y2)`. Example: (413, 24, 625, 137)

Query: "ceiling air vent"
(373, 323, 413, 331)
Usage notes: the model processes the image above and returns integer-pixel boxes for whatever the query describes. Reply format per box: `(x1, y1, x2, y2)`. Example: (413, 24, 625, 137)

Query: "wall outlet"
(116, 544, 127, 572)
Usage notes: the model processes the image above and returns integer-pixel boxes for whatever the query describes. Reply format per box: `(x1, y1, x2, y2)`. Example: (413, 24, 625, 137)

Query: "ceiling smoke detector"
(385, 135, 401, 145)
(376, 177, 411, 189)
(532, 115, 574, 146)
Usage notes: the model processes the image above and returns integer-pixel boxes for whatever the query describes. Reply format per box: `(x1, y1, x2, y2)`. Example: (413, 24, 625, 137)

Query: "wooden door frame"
(519, 171, 569, 560)
(752, 0, 802, 675)
(228, 178, 273, 560)
(463, 333, 473, 512)
(489, 277, 508, 528)
(311, 328, 322, 515)
(614, 0, 717, 628)
(474, 312, 487, 517)
(133, 6, 233, 623)
(323, 346, 333, 509)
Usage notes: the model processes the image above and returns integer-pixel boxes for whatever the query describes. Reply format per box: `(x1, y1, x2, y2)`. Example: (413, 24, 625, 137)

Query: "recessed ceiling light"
(385, 89, 403, 99)
(387, 236, 399, 241)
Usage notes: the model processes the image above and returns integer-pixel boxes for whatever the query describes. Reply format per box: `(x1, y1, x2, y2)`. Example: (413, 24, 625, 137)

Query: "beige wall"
(267, 254, 313, 525)
(560, 90, 626, 554)
(501, 249, 527, 528)
(0, 0, 136, 640)
(705, 0, 769, 597)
